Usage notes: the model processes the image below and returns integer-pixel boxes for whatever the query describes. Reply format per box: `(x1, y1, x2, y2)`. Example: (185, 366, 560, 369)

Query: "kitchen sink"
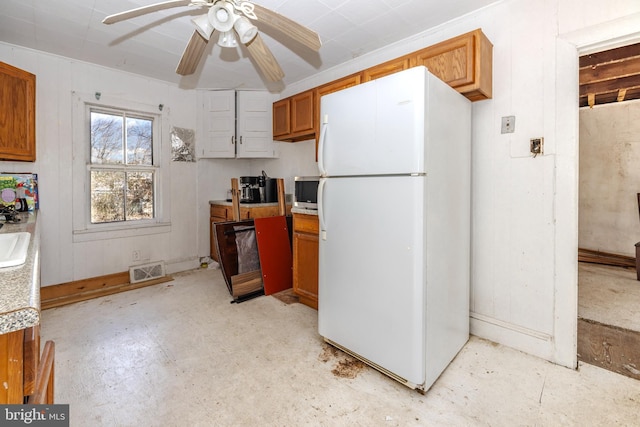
(0, 232, 31, 268)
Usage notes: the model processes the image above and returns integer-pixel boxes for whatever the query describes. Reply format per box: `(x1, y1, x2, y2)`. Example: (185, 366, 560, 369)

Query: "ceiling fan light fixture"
(209, 1, 236, 33)
(233, 16, 257, 44)
(103, 0, 321, 83)
(191, 14, 214, 41)
(217, 31, 238, 48)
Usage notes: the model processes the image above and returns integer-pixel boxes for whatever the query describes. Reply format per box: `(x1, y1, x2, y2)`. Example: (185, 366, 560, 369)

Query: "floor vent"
(129, 261, 166, 284)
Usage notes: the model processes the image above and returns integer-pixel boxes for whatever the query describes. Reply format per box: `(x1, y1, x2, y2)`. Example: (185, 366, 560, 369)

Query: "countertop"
(291, 207, 318, 216)
(0, 211, 40, 335)
(209, 200, 286, 208)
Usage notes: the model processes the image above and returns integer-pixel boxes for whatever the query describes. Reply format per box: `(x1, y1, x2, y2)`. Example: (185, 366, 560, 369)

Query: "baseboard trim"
(41, 271, 173, 310)
(470, 312, 556, 364)
(578, 247, 635, 268)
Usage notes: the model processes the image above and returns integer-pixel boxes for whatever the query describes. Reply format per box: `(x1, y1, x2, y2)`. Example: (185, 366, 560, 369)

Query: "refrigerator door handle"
(318, 116, 328, 177)
(318, 178, 327, 238)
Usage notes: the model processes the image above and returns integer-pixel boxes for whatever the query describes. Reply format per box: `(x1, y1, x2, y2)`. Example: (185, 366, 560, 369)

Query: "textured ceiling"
(0, 0, 500, 91)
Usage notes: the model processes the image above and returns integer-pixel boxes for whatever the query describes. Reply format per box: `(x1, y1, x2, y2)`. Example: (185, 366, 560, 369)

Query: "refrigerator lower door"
(318, 175, 426, 386)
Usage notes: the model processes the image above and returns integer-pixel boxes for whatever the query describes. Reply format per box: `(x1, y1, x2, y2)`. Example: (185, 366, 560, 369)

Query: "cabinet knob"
(231, 136, 235, 145)
(239, 136, 243, 144)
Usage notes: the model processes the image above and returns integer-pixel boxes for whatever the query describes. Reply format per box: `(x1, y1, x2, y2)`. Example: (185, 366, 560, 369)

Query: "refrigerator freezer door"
(318, 175, 427, 385)
(319, 67, 429, 177)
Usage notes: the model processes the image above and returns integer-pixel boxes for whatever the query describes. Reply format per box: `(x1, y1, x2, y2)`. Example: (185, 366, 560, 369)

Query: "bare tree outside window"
(90, 109, 155, 223)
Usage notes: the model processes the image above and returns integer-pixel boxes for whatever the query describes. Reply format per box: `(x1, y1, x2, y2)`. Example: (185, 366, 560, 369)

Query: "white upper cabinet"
(199, 90, 276, 159)
(236, 91, 275, 158)
(200, 90, 236, 158)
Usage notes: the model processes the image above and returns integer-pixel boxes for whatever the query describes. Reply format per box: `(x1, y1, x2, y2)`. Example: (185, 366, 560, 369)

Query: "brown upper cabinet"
(0, 62, 36, 162)
(291, 90, 315, 138)
(272, 98, 290, 138)
(273, 28, 492, 145)
(273, 90, 315, 142)
(315, 73, 363, 100)
(363, 56, 411, 82)
(410, 29, 492, 101)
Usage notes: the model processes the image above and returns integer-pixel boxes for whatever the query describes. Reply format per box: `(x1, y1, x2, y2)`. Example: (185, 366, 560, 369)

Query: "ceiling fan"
(102, 0, 322, 82)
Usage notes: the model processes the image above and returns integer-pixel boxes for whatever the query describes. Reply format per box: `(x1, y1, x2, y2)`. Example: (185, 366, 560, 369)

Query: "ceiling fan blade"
(251, 4, 321, 51)
(102, 0, 192, 25)
(245, 33, 285, 82)
(176, 30, 209, 75)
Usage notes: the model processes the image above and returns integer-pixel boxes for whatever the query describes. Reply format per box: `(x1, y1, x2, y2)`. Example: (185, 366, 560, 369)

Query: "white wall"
(0, 43, 202, 285)
(0, 42, 307, 283)
(251, 140, 319, 193)
(194, 140, 319, 258)
(579, 100, 640, 256)
(269, 0, 640, 367)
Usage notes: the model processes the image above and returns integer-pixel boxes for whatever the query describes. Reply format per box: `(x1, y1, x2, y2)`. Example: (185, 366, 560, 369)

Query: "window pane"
(126, 171, 154, 220)
(91, 170, 125, 223)
(87, 107, 156, 227)
(91, 111, 123, 164)
(126, 117, 152, 165)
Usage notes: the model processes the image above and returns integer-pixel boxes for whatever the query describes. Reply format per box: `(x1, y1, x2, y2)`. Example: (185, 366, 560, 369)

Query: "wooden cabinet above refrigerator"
(272, 28, 492, 145)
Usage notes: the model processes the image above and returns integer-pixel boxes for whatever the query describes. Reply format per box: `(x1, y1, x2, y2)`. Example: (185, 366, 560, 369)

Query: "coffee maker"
(239, 176, 261, 203)
(259, 170, 278, 203)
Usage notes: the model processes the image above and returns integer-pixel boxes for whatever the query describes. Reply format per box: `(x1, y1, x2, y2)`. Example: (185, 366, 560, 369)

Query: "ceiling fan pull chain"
(234, 1, 257, 20)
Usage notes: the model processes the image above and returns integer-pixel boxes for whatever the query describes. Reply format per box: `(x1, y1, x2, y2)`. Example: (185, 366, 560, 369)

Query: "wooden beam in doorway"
(578, 318, 640, 380)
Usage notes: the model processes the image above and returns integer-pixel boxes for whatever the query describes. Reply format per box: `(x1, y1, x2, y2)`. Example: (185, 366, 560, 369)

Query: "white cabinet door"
(200, 90, 236, 158)
(199, 90, 276, 159)
(237, 91, 276, 158)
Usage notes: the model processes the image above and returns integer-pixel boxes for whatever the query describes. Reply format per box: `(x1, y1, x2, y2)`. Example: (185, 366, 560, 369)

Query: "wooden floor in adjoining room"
(578, 262, 640, 380)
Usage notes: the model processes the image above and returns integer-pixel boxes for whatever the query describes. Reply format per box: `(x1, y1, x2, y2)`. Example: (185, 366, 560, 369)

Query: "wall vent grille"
(129, 261, 166, 284)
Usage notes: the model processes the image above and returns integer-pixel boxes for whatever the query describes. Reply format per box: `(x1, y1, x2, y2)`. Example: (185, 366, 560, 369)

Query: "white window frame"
(72, 92, 171, 242)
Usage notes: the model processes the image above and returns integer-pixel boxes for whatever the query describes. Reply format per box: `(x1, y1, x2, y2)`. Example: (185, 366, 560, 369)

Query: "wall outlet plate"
(501, 116, 515, 134)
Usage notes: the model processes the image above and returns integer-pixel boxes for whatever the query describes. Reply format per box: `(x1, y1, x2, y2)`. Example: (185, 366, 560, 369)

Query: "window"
(72, 92, 170, 241)
(89, 109, 155, 223)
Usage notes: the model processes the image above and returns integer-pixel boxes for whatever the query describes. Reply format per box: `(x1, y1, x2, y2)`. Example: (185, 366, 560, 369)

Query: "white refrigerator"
(317, 66, 471, 392)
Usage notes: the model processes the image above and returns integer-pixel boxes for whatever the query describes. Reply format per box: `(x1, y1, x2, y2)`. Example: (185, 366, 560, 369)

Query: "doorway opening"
(577, 42, 640, 380)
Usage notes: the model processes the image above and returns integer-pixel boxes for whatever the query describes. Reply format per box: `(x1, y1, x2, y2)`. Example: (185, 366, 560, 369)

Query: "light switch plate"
(501, 116, 515, 134)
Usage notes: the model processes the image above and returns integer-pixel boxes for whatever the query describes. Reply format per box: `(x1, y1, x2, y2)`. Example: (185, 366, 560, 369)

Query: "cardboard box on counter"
(0, 173, 39, 211)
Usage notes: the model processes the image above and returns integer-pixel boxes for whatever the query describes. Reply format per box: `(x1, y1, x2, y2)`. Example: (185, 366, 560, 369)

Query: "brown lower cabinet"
(0, 325, 54, 404)
(292, 213, 319, 309)
(209, 202, 291, 262)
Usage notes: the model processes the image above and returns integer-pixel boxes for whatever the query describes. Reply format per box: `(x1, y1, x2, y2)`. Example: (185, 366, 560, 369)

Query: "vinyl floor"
(41, 267, 640, 426)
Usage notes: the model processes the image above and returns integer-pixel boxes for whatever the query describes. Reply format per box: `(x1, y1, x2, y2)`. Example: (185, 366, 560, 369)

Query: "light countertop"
(209, 200, 316, 215)
(0, 211, 40, 335)
(291, 207, 318, 216)
(209, 200, 285, 208)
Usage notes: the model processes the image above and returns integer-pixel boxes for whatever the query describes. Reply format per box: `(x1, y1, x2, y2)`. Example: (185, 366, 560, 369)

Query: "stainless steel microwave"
(294, 176, 319, 210)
